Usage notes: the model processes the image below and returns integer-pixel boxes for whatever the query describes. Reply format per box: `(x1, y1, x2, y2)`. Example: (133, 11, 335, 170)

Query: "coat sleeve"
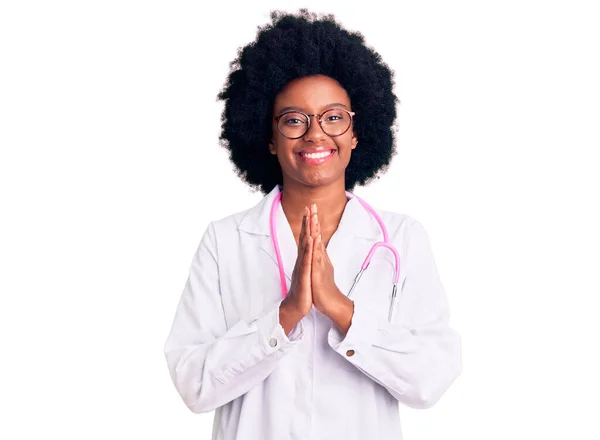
(164, 222, 305, 413)
(327, 218, 462, 409)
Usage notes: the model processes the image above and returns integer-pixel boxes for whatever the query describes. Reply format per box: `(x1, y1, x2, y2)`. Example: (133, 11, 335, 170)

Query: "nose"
(302, 115, 328, 142)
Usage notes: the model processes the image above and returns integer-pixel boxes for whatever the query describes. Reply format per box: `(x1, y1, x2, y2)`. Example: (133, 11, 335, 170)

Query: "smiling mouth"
(297, 149, 336, 164)
(298, 149, 335, 159)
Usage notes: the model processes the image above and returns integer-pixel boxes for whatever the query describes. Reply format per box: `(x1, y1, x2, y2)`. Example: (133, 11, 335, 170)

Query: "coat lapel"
(261, 201, 297, 284)
(238, 185, 295, 285)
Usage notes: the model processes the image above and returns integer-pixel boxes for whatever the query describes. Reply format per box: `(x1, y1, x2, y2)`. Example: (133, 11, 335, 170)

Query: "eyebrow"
(277, 103, 348, 115)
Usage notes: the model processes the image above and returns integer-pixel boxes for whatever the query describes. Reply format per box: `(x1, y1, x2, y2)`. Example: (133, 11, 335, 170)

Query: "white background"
(1, 1, 599, 439)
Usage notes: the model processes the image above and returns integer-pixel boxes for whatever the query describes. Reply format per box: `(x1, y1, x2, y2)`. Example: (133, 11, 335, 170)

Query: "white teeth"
(303, 151, 333, 159)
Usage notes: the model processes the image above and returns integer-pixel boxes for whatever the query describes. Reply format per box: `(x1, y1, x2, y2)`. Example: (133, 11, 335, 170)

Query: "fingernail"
(312, 203, 317, 213)
(313, 213, 317, 223)
(317, 234, 322, 244)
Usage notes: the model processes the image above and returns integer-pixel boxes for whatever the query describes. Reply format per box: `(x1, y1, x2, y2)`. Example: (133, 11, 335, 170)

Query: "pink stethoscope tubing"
(270, 191, 401, 323)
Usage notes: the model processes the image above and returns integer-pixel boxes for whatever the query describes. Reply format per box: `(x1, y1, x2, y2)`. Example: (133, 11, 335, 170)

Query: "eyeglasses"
(273, 108, 356, 139)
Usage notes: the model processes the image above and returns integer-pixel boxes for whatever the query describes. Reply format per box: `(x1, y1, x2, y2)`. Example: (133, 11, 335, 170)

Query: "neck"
(279, 179, 349, 234)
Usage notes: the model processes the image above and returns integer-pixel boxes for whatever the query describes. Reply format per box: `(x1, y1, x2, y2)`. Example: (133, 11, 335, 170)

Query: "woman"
(164, 9, 462, 440)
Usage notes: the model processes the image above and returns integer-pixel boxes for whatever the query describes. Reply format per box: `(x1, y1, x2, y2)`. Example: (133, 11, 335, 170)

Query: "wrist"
(279, 302, 305, 336)
(280, 298, 307, 320)
(320, 289, 349, 317)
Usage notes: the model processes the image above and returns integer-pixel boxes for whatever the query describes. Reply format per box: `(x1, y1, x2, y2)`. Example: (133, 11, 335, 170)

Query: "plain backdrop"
(1, 1, 599, 439)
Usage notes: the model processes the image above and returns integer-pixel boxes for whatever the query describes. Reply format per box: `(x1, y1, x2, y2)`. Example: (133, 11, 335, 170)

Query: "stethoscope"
(270, 191, 401, 323)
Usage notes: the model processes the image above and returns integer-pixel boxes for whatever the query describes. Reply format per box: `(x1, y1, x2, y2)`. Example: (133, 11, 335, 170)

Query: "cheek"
(272, 139, 298, 171)
(277, 140, 296, 159)
(271, 130, 292, 155)
(336, 135, 356, 158)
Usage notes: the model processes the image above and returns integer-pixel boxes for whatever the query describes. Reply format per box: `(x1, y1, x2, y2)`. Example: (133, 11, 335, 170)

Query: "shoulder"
(210, 208, 250, 231)
(204, 206, 255, 239)
(204, 192, 270, 240)
(370, 204, 421, 235)
(194, 205, 257, 263)
(366, 204, 432, 248)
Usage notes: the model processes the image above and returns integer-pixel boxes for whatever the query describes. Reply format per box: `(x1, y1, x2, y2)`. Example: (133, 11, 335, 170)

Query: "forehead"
(274, 75, 351, 110)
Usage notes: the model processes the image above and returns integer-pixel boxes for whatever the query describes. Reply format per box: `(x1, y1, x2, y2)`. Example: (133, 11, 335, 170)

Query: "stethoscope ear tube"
(347, 268, 399, 323)
(346, 240, 401, 323)
(347, 268, 365, 299)
(388, 283, 398, 323)
(361, 242, 401, 283)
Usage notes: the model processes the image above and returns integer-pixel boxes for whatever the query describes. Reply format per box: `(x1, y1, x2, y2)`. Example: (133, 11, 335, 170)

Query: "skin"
(269, 75, 357, 336)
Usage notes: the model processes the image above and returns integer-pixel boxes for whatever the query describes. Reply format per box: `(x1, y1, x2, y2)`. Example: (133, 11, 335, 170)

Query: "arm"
(326, 219, 462, 409)
(163, 222, 304, 413)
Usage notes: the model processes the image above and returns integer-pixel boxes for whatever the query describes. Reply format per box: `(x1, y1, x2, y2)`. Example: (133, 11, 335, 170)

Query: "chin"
(296, 173, 342, 189)
(280, 162, 345, 188)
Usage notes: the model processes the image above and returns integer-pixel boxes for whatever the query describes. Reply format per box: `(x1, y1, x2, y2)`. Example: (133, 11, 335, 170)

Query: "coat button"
(346, 349, 355, 357)
(269, 338, 278, 347)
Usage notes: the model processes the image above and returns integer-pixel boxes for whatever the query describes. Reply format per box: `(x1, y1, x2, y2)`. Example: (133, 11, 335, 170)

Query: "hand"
(309, 204, 343, 315)
(281, 206, 313, 318)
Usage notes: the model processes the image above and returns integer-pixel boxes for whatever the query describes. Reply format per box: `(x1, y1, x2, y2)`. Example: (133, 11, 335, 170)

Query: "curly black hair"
(217, 9, 399, 194)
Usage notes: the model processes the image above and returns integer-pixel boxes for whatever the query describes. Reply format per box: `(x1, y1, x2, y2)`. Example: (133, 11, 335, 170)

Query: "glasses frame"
(273, 108, 356, 139)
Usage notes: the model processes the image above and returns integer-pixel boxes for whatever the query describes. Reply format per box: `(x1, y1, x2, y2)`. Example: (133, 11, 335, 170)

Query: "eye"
(322, 109, 347, 123)
(280, 112, 308, 125)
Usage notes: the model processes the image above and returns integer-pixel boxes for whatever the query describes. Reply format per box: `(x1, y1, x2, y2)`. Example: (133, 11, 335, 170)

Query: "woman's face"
(269, 74, 358, 189)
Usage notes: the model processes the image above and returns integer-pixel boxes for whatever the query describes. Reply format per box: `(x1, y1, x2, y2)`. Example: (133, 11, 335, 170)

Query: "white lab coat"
(164, 185, 462, 440)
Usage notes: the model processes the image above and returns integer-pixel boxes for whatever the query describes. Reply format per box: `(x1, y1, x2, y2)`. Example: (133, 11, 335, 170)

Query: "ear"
(351, 131, 358, 150)
(268, 137, 277, 155)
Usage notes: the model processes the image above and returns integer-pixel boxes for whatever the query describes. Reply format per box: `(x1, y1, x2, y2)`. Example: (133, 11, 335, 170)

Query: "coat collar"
(238, 185, 382, 239)
(238, 185, 383, 283)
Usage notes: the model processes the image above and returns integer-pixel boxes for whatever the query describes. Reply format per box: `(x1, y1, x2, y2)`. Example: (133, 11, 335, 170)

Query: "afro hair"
(217, 9, 399, 194)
